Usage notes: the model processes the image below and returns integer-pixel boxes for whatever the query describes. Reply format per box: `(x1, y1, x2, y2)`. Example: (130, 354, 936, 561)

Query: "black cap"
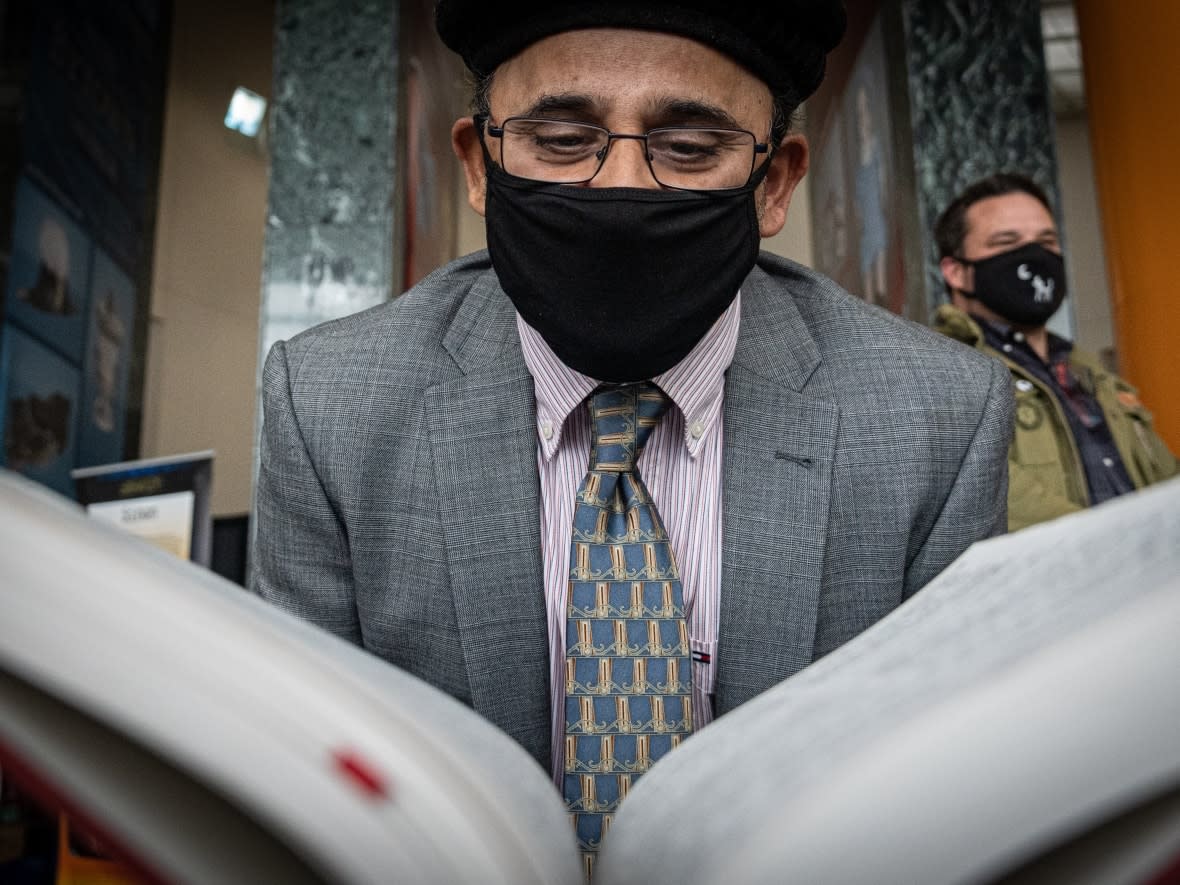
(435, 1, 847, 104)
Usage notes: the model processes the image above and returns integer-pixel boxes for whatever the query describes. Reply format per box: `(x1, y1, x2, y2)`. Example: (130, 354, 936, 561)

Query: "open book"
(1, 470, 1178, 884)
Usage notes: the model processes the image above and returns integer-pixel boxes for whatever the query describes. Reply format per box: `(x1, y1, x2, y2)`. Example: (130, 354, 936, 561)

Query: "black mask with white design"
(961, 242, 1067, 327)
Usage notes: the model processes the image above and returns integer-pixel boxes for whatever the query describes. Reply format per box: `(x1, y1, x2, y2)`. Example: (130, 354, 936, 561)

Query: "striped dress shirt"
(517, 296, 740, 783)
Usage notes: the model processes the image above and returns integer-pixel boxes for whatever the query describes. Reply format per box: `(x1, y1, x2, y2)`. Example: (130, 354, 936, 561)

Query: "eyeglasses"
(475, 114, 770, 191)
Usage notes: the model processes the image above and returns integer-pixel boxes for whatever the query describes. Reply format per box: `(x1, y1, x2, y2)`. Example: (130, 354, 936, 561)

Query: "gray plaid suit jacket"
(251, 251, 1013, 771)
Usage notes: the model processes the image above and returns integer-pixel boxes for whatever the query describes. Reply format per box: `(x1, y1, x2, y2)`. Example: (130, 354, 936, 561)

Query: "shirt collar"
(518, 294, 741, 461)
(975, 314, 1073, 365)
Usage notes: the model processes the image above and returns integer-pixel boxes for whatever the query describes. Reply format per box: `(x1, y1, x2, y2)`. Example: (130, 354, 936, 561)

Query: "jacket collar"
(933, 303, 986, 348)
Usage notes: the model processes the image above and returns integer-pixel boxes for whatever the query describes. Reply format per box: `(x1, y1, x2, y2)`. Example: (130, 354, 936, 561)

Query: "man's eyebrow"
(651, 99, 743, 130)
(521, 93, 599, 118)
(517, 94, 746, 130)
(986, 226, 1059, 245)
(987, 230, 1021, 242)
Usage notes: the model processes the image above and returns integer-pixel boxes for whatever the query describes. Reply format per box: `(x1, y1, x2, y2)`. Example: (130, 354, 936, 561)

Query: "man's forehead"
(966, 193, 1057, 238)
(489, 29, 772, 121)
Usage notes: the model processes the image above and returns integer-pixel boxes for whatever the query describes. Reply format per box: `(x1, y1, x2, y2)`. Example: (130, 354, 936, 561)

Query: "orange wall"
(1075, 0, 1180, 450)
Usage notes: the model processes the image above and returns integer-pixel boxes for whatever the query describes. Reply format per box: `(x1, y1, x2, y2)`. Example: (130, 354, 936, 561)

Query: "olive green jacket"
(934, 305, 1178, 531)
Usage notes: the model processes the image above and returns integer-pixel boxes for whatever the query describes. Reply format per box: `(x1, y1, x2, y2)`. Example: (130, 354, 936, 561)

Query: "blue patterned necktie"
(563, 383, 693, 879)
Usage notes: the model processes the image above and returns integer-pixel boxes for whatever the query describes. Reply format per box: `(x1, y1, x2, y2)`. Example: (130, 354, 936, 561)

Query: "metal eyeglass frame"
(474, 113, 771, 191)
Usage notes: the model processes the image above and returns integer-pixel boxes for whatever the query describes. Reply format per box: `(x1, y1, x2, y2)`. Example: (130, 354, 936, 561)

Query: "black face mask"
(483, 159, 767, 382)
(961, 242, 1067, 327)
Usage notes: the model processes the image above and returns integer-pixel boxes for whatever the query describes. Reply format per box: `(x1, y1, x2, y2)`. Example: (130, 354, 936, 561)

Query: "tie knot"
(587, 383, 669, 473)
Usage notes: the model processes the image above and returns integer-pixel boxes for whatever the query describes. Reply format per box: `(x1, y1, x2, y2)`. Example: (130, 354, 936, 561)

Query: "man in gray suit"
(251, 0, 1013, 785)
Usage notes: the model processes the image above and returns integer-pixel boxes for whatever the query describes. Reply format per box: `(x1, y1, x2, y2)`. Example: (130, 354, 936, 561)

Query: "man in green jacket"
(933, 172, 1176, 531)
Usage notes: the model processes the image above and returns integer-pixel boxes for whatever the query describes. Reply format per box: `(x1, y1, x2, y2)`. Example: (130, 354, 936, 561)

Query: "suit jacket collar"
(730, 261, 822, 391)
(441, 264, 531, 379)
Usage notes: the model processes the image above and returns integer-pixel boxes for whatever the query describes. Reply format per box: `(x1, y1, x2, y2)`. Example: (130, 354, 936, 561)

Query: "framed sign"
(72, 450, 214, 565)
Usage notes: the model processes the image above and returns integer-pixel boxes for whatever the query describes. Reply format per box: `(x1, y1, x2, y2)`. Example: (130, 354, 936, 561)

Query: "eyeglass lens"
(497, 119, 756, 189)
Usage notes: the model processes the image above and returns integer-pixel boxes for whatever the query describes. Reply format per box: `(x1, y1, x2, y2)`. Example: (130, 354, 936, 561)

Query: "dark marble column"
(258, 0, 401, 358)
(901, 0, 1062, 320)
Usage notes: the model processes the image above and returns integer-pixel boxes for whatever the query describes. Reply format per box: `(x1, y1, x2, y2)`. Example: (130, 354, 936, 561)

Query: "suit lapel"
(424, 270, 551, 767)
(716, 264, 840, 713)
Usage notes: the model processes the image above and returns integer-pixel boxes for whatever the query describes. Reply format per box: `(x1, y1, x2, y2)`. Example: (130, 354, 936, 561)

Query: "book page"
(0, 471, 581, 885)
(599, 478, 1180, 885)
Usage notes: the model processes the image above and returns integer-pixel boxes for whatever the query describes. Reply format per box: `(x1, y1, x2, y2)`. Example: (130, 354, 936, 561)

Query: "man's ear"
(452, 116, 487, 216)
(939, 255, 970, 295)
(758, 133, 809, 238)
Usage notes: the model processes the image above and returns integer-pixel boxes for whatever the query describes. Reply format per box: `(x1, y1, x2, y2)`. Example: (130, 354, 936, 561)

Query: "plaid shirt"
(978, 319, 1134, 505)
